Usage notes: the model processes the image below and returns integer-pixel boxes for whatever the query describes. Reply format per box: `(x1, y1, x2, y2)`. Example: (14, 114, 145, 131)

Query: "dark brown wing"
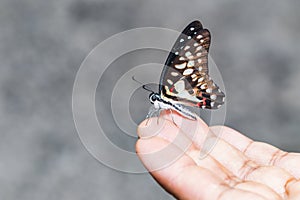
(159, 20, 225, 109)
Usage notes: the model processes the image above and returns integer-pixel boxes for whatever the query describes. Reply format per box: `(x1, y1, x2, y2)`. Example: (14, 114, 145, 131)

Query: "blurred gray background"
(1, 0, 300, 199)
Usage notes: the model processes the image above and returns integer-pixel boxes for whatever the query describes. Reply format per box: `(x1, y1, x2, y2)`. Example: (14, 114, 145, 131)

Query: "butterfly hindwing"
(159, 20, 225, 109)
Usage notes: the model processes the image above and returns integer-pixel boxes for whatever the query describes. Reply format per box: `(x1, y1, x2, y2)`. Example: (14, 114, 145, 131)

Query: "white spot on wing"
(206, 88, 212, 93)
(184, 46, 190, 51)
(175, 51, 179, 55)
(183, 68, 193, 75)
(190, 27, 195, 31)
(187, 60, 195, 67)
(197, 35, 203, 39)
(167, 79, 173, 85)
(174, 80, 185, 92)
(187, 36, 192, 39)
(211, 94, 217, 100)
(174, 80, 199, 102)
(171, 72, 179, 77)
(198, 77, 204, 82)
(185, 51, 192, 57)
(180, 38, 184, 42)
(194, 42, 199, 47)
(200, 84, 207, 89)
(179, 57, 185, 61)
(196, 46, 202, 51)
(175, 62, 186, 69)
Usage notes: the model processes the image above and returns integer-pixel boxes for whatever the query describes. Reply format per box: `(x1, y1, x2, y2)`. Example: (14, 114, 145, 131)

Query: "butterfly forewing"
(159, 20, 225, 109)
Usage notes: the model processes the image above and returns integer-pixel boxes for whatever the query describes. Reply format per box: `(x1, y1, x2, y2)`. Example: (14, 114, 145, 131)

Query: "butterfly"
(147, 20, 225, 120)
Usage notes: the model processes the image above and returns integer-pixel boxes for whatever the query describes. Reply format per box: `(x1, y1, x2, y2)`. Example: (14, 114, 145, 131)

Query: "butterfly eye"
(149, 93, 158, 103)
(151, 95, 157, 101)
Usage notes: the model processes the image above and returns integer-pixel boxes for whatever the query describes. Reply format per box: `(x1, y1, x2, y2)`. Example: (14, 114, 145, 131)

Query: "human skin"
(136, 111, 300, 200)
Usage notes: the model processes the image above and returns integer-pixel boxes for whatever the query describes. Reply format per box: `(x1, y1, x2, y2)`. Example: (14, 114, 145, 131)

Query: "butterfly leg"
(169, 109, 179, 128)
(145, 107, 154, 126)
(156, 109, 163, 125)
(145, 117, 151, 126)
(146, 105, 160, 125)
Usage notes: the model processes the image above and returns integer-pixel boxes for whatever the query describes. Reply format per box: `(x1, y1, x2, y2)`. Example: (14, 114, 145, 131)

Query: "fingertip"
(135, 137, 141, 155)
(137, 117, 167, 139)
(135, 135, 187, 173)
(137, 110, 209, 144)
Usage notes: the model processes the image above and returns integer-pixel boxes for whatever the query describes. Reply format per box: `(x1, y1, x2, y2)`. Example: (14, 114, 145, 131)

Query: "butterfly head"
(149, 93, 160, 104)
(149, 93, 164, 109)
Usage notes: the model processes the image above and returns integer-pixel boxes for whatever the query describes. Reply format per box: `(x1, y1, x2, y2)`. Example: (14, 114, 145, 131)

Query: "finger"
(211, 126, 300, 179)
(156, 110, 219, 152)
(140, 111, 238, 184)
(276, 153, 300, 179)
(206, 135, 294, 197)
(234, 181, 282, 200)
(136, 132, 268, 200)
(195, 156, 280, 200)
(138, 111, 199, 157)
(162, 116, 292, 196)
(242, 142, 300, 179)
(148, 113, 255, 181)
(210, 126, 253, 151)
(286, 180, 300, 200)
(137, 113, 281, 199)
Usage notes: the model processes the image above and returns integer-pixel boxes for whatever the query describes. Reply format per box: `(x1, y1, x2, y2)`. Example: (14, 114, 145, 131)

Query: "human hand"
(136, 111, 300, 200)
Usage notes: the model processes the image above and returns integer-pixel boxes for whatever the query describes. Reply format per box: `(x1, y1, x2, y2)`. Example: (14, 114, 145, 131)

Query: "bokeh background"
(1, 0, 300, 199)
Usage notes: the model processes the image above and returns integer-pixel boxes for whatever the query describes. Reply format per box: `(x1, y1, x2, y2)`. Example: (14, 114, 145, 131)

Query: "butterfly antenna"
(132, 76, 154, 93)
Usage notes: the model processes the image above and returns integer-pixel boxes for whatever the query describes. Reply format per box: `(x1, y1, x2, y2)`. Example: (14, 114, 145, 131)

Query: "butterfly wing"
(159, 20, 225, 109)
